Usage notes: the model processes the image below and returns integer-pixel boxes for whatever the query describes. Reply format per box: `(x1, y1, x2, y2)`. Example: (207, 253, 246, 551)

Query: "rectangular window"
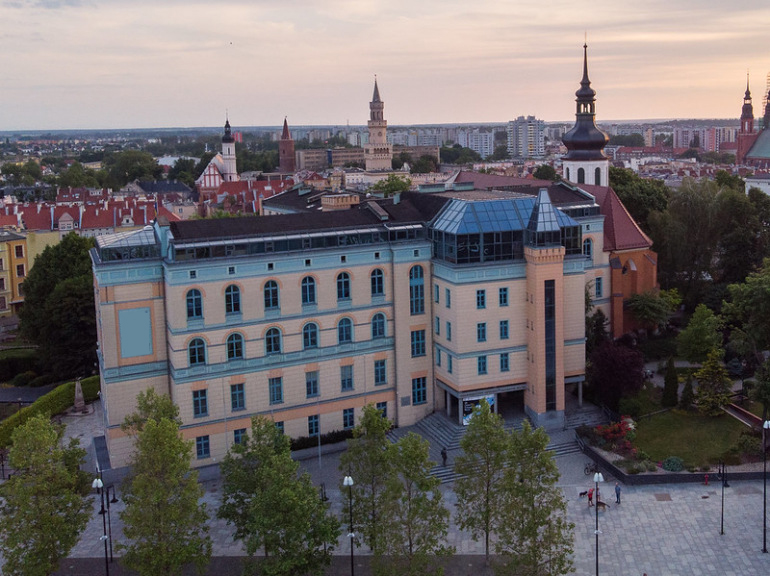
(233, 428, 247, 445)
(376, 401, 388, 419)
(0, 297, 6, 309)
(195, 435, 210, 459)
(410, 330, 426, 357)
(341, 365, 354, 391)
(500, 353, 510, 372)
(16, 264, 24, 278)
(448, 355, 453, 374)
(269, 377, 283, 405)
(192, 389, 208, 417)
(308, 414, 319, 437)
(499, 287, 509, 307)
(446, 322, 452, 342)
(477, 322, 487, 343)
(500, 320, 509, 340)
(411, 376, 427, 405)
(478, 355, 488, 375)
(0, 278, 5, 291)
(476, 289, 486, 309)
(343, 407, 355, 429)
(435, 317, 440, 335)
(434, 284, 439, 303)
(374, 359, 387, 386)
(230, 383, 245, 412)
(306, 371, 319, 398)
(595, 277, 603, 299)
(275, 421, 284, 434)
(14, 245, 23, 258)
(436, 348, 442, 366)
(0, 258, 4, 271)
(445, 288, 451, 308)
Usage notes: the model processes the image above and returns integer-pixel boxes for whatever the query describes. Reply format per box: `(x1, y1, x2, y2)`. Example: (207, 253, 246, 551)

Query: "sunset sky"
(1, 0, 768, 130)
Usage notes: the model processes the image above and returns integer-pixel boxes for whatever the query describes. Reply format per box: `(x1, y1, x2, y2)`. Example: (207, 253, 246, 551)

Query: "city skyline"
(1, 0, 768, 131)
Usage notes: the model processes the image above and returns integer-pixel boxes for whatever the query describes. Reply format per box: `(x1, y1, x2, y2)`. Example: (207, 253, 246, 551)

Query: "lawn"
(633, 410, 747, 468)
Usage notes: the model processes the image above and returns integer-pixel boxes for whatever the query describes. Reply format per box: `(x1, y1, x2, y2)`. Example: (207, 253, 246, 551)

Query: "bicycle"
(584, 461, 598, 475)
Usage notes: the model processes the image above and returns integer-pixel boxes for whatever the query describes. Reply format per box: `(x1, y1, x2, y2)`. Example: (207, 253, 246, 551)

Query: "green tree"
(103, 150, 162, 188)
(374, 433, 453, 576)
(219, 416, 339, 576)
(494, 421, 574, 576)
(533, 164, 559, 181)
(18, 232, 97, 378)
(0, 415, 91, 576)
(119, 417, 211, 576)
(608, 167, 669, 233)
(662, 356, 679, 407)
(676, 304, 723, 363)
(454, 399, 510, 565)
(723, 259, 770, 366)
(608, 133, 645, 147)
(370, 174, 411, 197)
(120, 388, 180, 435)
(680, 374, 696, 409)
(58, 161, 102, 188)
(626, 290, 673, 334)
(339, 404, 393, 550)
(489, 145, 511, 161)
(589, 340, 645, 411)
(752, 360, 770, 422)
(693, 348, 732, 416)
(714, 186, 763, 285)
(411, 155, 438, 174)
(167, 157, 196, 188)
(440, 144, 482, 164)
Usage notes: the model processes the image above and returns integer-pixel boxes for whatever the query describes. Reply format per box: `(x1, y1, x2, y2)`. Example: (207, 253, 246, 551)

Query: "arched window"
(264, 280, 279, 310)
(303, 323, 319, 349)
(409, 265, 425, 315)
(265, 328, 281, 354)
(186, 289, 202, 319)
(582, 238, 593, 259)
(337, 272, 351, 301)
(371, 313, 386, 339)
(225, 285, 240, 314)
(338, 318, 353, 344)
(370, 269, 384, 296)
(565, 167, 570, 181)
(188, 338, 206, 366)
(301, 277, 316, 305)
(595, 167, 602, 185)
(577, 167, 585, 184)
(227, 333, 244, 360)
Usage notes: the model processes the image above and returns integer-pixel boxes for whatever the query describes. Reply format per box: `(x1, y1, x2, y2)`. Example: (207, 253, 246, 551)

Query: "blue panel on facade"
(119, 307, 153, 358)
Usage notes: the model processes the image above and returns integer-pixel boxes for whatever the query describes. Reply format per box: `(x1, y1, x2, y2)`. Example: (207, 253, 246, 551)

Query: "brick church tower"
(278, 117, 295, 174)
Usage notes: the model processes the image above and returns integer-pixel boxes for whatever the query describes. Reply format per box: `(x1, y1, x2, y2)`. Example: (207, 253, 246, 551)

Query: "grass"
(633, 409, 746, 468)
(0, 348, 36, 361)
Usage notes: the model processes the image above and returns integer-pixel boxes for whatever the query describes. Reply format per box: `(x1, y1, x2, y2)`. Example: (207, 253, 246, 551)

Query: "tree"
(680, 374, 695, 410)
(440, 145, 482, 164)
(339, 404, 393, 550)
(608, 167, 669, 233)
(494, 421, 574, 576)
(374, 432, 453, 576)
(58, 161, 102, 188)
(370, 174, 411, 197)
(167, 157, 196, 188)
(121, 388, 180, 435)
(723, 259, 770, 366)
(533, 164, 559, 181)
(18, 232, 97, 378)
(693, 348, 732, 417)
(608, 133, 645, 147)
(626, 290, 673, 334)
(752, 360, 770, 422)
(411, 154, 438, 174)
(119, 417, 211, 576)
(219, 416, 339, 576)
(0, 415, 91, 576)
(662, 357, 679, 408)
(589, 340, 645, 411)
(676, 304, 722, 363)
(454, 399, 510, 565)
(103, 150, 162, 188)
(489, 145, 511, 161)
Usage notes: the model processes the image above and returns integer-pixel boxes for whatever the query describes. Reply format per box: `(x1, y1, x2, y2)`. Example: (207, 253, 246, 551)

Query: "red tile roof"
(580, 184, 653, 251)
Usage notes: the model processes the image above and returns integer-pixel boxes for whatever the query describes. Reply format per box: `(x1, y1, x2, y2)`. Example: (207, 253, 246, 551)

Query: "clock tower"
(365, 78, 393, 171)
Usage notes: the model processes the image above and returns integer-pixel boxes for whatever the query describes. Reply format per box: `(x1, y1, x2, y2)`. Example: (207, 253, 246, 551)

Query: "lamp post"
(593, 471, 604, 576)
(343, 473, 355, 576)
(92, 477, 109, 576)
(105, 485, 119, 562)
(718, 460, 729, 535)
(763, 420, 770, 553)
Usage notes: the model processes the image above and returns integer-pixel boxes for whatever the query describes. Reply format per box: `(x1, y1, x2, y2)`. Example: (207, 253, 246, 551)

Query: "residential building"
(507, 116, 545, 158)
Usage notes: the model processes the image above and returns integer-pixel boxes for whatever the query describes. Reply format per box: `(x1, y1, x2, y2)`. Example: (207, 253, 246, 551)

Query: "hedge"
(0, 352, 39, 382)
(0, 375, 100, 447)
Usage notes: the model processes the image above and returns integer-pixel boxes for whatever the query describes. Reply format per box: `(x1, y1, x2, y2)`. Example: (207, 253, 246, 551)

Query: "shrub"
(0, 351, 39, 382)
(662, 456, 684, 472)
(9, 370, 37, 387)
(618, 398, 641, 419)
(28, 373, 60, 388)
(290, 428, 354, 451)
(645, 461, 658, 472)
(737, 434, 762, 459)
(637, 449, 650, 462)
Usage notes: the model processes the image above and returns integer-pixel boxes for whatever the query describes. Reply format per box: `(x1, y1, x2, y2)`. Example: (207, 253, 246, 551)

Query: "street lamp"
(92, 477, 110, 576)
(593, 471, 604, 576)
(717, 460, 729, 535)
(343, 474, 355, 576)
(763, 420, 770, 553)
(105, 485, 118, 562)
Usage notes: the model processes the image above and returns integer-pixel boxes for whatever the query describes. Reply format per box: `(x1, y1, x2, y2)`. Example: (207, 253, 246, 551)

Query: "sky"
(0, 0, 769, 131)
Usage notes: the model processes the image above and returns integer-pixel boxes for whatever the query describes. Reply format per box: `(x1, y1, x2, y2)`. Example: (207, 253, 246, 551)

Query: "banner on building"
(462, 395, 495, 426)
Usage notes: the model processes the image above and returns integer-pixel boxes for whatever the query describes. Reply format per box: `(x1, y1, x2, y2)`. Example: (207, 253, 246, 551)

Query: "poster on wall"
(462, 395, 495, 426)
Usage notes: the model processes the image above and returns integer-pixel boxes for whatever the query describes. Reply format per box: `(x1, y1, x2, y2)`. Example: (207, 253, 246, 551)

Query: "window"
(275, 421, 284, 434)
(228, 266, 236, 275)
(337, 272, 351, 301)
(435, 317, 440, 335)
(188, 338, 206, 366)
(476, 289, 486, 309)
(583, 239, 593, 259)
(233, 428, 247, 445)
(264, 280, 279, 310)
(306, 371, 319, 398)
(478, 355, 488, 375)
(595, 167, 602, 185)
(338, 318, 353, 344)
(500, 320, 509, 340)
(371, 313, 386, 339)
(409, 266, 425, 315)
(595, 277, 603, 299)
(14, 245, 23, 258)
(195, 435, 210, 459)
(411, 377, 427, 405)
(436, 349, 441, 366)
(227, 333, 244, 360)
(0, 258, 4, 270)
(500, 353, 510, 372)
(477, 323, 487, 343)
(192, 389, 208, 417)
(303, 323, 319, 349)
(0, 278, 5, 291)
(0, 297, 6, 309)
(343, 407, 355, 429)
(371, 269, 384, 296)
(411, 330, 426, 357)
(499, 287, 509, 307)
(265, 328, 281, 354)
(231, 383, 245, 411)
(225, 285, 241, 314)
(445, 288, 451, 308)
(308, 414, 319, 437)
(376, 401, 388, 419)
(434, 284, 440, 303)
(269, 376, 283, 405)
(578, 167, 585, 184)
(189, 270, 197, 279)
(340, 365, 354, 391)
(301, 276, 316, 305)
(446, 322, 452, 342)
(447, 355, 453, 374)
(374, 359, 387, 386)
(186, 289, 202, 319)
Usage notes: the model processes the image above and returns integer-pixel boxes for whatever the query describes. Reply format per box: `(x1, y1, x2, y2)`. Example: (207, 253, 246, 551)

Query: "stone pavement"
(7, 401, 770, 575)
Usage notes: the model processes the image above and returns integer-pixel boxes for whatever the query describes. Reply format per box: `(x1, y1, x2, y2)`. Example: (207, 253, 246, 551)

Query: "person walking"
(615, 482, 622, 504)
(441, 447, 448, 467)
(587, 487, 594, 507)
